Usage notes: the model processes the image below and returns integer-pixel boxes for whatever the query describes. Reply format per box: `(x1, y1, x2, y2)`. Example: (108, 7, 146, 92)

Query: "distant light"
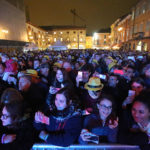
(118, 27, 123, 32)
(93, 32, 98, 40)
(2, 29, 9, 33)
(29, 36, 33, 39)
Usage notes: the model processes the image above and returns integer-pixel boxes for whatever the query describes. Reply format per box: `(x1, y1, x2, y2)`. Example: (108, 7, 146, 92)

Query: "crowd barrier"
(32, 144, 140, 150)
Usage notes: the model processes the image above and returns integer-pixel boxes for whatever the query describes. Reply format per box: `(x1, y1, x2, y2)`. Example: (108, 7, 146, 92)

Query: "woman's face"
(132, 101, 150, 125)
(131, 82, 144, 96)
(56, 70, 63, 82)
(55, 93, 67, 111)
(1, 106, 12, 126)
(97, 99, 112, 120)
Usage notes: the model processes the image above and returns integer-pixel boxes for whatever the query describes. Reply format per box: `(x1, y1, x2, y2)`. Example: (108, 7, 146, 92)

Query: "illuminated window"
(74, 38, 76, 41)
(54, 38, 56, 42)
(54, 32, 56, 35)
(80, 38, 83, 42)
(60, 32, 63, 34)
(60, 38, 63, 41)
(67, 38, 70, 41)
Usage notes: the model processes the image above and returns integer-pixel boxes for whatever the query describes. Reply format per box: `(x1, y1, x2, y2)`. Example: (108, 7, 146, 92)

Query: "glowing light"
(118, 27, 123, 32)
(93, 33, 99, 40)
(2, 29, 9, 33)
(29, 36, 33, 39)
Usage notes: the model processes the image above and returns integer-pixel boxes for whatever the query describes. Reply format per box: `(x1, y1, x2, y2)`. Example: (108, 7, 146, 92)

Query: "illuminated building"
(40, 26, 86, 49)
(111, 0, 150, 51)
(128, 0, 150, 51)
(86, 36, 92, 49)
(0, 0, 28, 51)
(26, 23, 51, 50)
(111, 14, 131, 50)
(92, 31, 111, 50)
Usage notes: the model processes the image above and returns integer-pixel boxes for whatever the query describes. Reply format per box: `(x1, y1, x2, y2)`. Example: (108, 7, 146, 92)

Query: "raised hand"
(108, 117, 119, 129)
(2, 134, 16, 144)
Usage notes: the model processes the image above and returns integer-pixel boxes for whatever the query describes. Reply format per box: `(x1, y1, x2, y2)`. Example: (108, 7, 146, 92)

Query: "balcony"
(133, 32, 144, 39)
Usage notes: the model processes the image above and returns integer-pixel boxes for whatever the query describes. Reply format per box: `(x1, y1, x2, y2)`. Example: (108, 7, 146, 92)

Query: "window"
(80, 31, 83, 34)
(67, 31, 69, 34)
(139, 23, 143, 32)
(74, 38, 76, 41)
(54, 38, 56, 42)
(60, 32, 63, 34)
(73, 31, 76, 34)
(104, 35, 106, 39)
(60, 38, 63, 41)
(54, 32, 56, 35)
(134, 24, 138, 33)
(146, 21, 150, 32)
(80, 38, 83, 42)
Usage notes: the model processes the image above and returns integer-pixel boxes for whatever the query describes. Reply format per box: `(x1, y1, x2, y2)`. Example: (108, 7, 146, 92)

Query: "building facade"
(92, 32, 111, 49)
(111, 0, 150, 51)
(0, 0, 27, 50)
(40, 26, 86, 49)
(26, 23, 51, 50)
(128, 0, 150, 51)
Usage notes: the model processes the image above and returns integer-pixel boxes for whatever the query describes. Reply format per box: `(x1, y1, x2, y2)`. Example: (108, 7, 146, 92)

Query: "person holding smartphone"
(34, 88, 82, 147)
(79, 94, 118, 144)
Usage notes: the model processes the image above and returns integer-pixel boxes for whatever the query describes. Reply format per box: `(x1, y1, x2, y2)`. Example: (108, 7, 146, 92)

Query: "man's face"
(40, 67, 49, 76)
(108, 76, 118, 87)
(82, 71, 90, 82)
(19, 77, 30, 91)
(124, 68, 134, 80)
(34, 60, 40, 69)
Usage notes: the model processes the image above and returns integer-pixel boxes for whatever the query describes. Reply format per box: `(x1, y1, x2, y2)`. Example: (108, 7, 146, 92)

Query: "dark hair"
(133, 90, 150, 112)
(132, 77, 145, 87)
(1, 88, 23, 104)
(1, 101, 24, 124)
(98, 94, 115, 112)
(56, 88, 73, 105)
(98, 94, 117, 125)
(56, 68, 69, 82)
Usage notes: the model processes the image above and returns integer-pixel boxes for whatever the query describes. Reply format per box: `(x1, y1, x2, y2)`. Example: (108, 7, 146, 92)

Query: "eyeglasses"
(1, 114, 11, 120)
(132, 86, 142, 89)
(99, 104, 112, 110)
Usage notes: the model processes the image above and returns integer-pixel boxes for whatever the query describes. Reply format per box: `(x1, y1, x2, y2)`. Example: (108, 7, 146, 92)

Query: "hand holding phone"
(128, 90, 135, 97)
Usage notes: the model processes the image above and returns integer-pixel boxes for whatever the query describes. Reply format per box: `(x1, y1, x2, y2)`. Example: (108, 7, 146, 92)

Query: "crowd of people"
(0, 49, 150, 150)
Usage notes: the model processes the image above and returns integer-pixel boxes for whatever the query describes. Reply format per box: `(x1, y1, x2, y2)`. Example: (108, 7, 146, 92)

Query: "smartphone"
(128, 90, 135, 97)
(78, 71, 83, 78)
(99, 74, 106, 80)
(88, 135, 99, 144)
(137, 56, 143, 59)
(114, 69, 124, 75)
(128, 56, 135, 62)
(42, 116, 50, 125)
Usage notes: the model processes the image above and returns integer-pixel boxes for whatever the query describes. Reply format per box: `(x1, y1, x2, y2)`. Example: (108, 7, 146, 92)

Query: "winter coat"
(118, 109, 150, 150)
(34, 106, 82, 147)
(79, 113, 118, 144)
(0, 118, 36, 150)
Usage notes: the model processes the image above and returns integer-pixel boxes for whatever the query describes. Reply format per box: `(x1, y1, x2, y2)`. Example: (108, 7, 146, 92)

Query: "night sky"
(24, 0, 139, 35)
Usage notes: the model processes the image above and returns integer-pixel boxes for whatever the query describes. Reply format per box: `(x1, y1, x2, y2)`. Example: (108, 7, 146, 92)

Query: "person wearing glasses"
(0, 100, 36, 150)
(79, 94, 118, 144)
